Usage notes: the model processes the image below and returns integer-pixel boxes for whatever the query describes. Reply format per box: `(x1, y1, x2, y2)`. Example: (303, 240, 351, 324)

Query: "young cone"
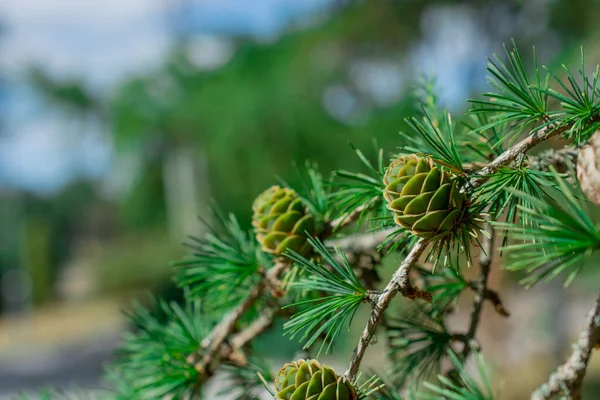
(252, 186, 317, 256)
(274, 359, 357, 400)
(383, 155, 466, 239)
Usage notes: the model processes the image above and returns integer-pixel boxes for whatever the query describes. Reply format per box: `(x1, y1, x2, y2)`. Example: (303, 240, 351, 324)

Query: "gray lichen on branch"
(345, 238, 429, 381)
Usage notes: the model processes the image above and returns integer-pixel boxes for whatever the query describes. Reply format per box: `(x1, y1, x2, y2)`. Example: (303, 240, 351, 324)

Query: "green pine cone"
(383, 155, 466, 240)
(252, 186, 316, 256)
(274, 359, 357, 400)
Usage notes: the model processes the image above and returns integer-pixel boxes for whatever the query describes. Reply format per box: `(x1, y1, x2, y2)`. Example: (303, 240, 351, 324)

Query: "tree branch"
(343, 120, 564, 380)
(464, 123, 567, 192)
(345, 238, 429, 381)
(186, 207, 388, 380)
(230, 308, 277, 351)
(189, 117, 576, 387)
(530, 294, 600, 400)
(188, 262, 287, 375)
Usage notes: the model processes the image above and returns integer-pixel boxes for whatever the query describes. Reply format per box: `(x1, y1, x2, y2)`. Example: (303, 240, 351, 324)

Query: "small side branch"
(230, 307, 278, 350)
(480, 287, 510, 317)
(464, 123, 567, 192)
(530, 294, 600, 400)
(189, 262, 287, 375)
(344, 238, 429, 381)
(191, 283, 265, 374)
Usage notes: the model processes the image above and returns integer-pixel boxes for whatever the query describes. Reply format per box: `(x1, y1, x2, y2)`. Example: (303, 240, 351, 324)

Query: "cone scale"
(274, 359, 357, 400)
(252, 186, 316, 256)
(383, 155, 466, 240)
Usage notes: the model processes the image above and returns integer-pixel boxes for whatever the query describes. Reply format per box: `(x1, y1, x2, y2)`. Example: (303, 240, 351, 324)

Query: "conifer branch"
(344, 122, 563, 380)
(187, 208, 389, 381)
(102, 43, 600, 400)
(230, 308, 278, 351)
(342, 118, 567, 380)
(345, 238, 429, 381)
(530, 294, 600, 400)
(476, 287, 510, 317)
(189, 262, 287, 376)
(190, 283, 264, 374)
(465, 122, 567, 192)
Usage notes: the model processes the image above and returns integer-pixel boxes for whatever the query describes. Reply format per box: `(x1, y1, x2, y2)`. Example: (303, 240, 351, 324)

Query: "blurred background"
(2, 0, 600, 398)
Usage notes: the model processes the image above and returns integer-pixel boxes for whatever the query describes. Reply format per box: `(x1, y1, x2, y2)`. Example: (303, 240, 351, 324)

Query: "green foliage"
(282, 162, 332, 224)
(474, 166, 553, 243)
(462, 111, 506, 160)
(332, 144, 387, 226)
(371, 385, 404, 400)
(497, 170, 600, 287)
(419, 351, 497, 400)
(31, 32, 600, 400)
(402, 110, 464, 173)
(104, 368, 140, 400)
(27, 66, 99, 113)
(119, 160, 167, 230)
(107, 299, 210, 399)
(414, 76, 444, 124)
(543, 48, 600, 143)
(173, 208, 264, 313)
(469, 43, 548, 145)
(284, 237, 366, 354)
(401, 75, 465, 172)
(387, 305, 452, 385)
(108, 18, 413, 221)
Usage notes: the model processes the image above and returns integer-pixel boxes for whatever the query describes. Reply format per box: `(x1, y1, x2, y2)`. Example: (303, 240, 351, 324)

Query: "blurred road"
(0, 331, 118, 397)
(0, 298, 125, 398)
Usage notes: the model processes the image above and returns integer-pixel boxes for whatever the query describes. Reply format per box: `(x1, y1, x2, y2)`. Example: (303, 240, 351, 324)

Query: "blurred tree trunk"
(0, 192, 32, 315)
(162, 145, 211, 241)
(22, 216, 53, 305)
